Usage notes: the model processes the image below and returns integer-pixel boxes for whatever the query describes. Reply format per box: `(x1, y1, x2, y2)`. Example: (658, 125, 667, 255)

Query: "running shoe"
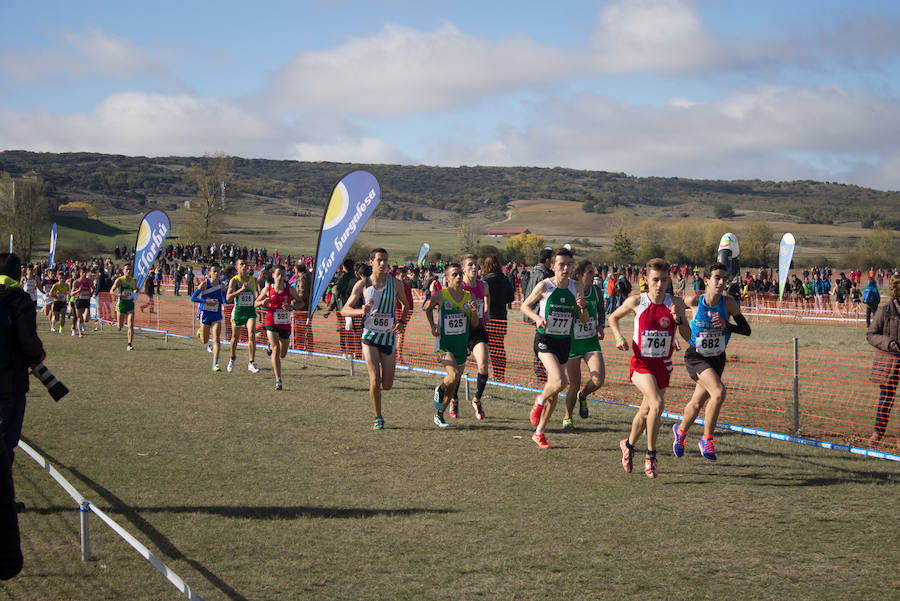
(644, 454, 658, 479)
(71, 330, 76, 337)
(699, 437, 717, 462)
(78, 332, 84, 338)
(434, 413, 450, 428)
(58, 326, 63, 334)
(449, 399, 459, 419)
(213, 363, 221, 372)
(266, 345, 273, 357)
(207, 344, 213, 353)
(620, 439, 633, 473)
(672, 423, 686, 458)
(373, 417, 385, 430)
(248, 361, 260, 374)
(472, 399, 485, 420)
(532, 432, 551, 449)
(562, 418, 574, 432)
(197, 328, 201, 338)
(530, 395, 544, 427)
(275, 378, 283, 391)
(50, 326, 55, 332)
(433, 385, 445, 412)
(227, 358, 235, 373)
(126, 343, 134, 351)
(578, 391, 589, 419)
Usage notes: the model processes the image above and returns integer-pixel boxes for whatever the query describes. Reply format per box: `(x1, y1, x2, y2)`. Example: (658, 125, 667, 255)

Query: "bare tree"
(0, 171, 51, 262)
(182, 153, 232, 246)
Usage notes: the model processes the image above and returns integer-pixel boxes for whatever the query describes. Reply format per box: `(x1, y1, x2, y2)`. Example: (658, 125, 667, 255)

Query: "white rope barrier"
(16, 439, 204, 601)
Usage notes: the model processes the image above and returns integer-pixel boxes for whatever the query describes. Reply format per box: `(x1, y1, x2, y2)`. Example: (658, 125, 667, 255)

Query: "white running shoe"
(226, 358, 235, 373)
(248, 362, 260, 374)
(207, 344, 213, 353)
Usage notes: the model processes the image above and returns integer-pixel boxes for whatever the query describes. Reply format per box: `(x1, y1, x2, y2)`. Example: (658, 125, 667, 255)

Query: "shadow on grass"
(24, 439, 249, 601)
(56, 215, 129, 237)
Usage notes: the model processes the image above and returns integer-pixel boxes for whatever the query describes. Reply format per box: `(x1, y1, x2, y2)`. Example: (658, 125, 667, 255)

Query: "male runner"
(110, 264, 137, 350)
(342, 249, 411, 429)
(71, 268, 94, 338)
(521, 248, 589, 449)
(673, 262, 751, 461)
(563, 259, 606, 430)
(423, 263, 479, 428)
(456, 254, 490, 420)
(609, 258, 690, 478)
(191, 265, 227, 371)
(225, 259, 260, 373)
(47, 276, 69, 334)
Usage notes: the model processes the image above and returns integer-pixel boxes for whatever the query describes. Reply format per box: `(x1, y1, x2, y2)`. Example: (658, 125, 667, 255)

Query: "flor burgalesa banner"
(310, 170, 382, 321)
(417, 242, 430, 265)
(49, 223, 57, 269)
(778, 233, 796, 300)
(132, 210, 170, 299)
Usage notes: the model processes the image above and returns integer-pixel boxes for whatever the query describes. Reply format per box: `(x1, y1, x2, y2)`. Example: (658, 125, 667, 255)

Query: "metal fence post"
(792, 337, 800, 432)
(348, 354, 354, 377)
(80, 500, 91, 561)
(464, 374, 470, 401)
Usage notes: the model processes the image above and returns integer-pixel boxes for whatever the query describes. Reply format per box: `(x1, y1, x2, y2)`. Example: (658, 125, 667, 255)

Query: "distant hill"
(1, 150, 898, 229)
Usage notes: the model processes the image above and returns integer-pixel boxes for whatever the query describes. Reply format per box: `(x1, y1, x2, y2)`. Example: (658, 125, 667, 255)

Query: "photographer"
(0, 252, 46, 579)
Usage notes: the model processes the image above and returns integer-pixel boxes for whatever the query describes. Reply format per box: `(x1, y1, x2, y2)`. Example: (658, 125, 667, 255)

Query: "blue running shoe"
(673, 424, 686, 458)
(434, 413, 450, 428)
(373, 417, 385, 430)
(699, 437, 717, 461)
(433, 385, 445, 412)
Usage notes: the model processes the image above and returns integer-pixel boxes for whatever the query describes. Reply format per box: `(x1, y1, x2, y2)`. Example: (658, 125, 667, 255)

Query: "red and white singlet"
(630, 292, 677, 389)
(265, 285, 294, 329)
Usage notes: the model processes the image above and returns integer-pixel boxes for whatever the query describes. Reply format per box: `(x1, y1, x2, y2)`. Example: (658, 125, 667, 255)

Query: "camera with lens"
(30, 363, 69, 402)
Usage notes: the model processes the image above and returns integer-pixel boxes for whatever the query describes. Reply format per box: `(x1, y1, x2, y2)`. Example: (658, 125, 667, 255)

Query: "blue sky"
(4, 0, 900, 190)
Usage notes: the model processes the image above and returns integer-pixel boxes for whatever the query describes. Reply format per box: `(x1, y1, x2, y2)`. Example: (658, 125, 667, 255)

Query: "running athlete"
(423, 263, 479, 428)
(457, 254, 490, 420)
(563, 259, 606, 430)
(673, 262, 751, 461)
(67, 269, 79, 337)
(71, 268, 94, 338)
(341, 248, 411, 429)
(609, 258, 690, 478)
(191, 265, 227, 371)
(47, 276, 70, 334)
(20, 266, 38, 306)
(41, 269, 57, 321)
(110, 264, 138, 350)
(521, 248, 589, 449)
(225, 259, 260, 374)
(255, 264, 304, 390)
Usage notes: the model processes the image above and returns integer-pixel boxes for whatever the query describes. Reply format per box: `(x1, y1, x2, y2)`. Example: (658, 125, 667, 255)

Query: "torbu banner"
(310, 170, 381, 321)
(49, 223, 57, 269)
(417, 242, 430, 265)
(132, 210, 170, 299)
(778, 232, 796, 300)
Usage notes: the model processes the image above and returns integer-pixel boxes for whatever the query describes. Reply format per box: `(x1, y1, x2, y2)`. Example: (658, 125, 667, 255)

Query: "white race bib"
(640, 330, 672, 358)
(237, 291, 254, 307)
(79, 290, 91, 300)
(202, 299, 219, 312)
(695, 330, 725, 357)
(545, 310, 572, 336)
(274, 308, 291, 325)
(367, 312, 394, 333)
(443, 313, 466, 335)
(573, 317, 597, 340)
(475, 297, 485, 319)
(56, 293, 67, 301)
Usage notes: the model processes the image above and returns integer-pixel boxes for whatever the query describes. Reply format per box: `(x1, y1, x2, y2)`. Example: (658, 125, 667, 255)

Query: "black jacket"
(484, 271, 514, 321)
(0, 283, 44, 402)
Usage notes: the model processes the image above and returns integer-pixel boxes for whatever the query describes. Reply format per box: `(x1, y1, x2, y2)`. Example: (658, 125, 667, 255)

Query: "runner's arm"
(340, 280, 367, 318)
(724, 296, 751, 336)
(608, 294, 640, 350)
(519, 280, 547, 327)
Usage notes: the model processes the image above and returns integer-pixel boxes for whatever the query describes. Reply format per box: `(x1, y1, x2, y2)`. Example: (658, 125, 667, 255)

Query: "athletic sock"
(452, 380, 461, 400)
(535, 428, 543, 435)
(647, 449, 657, 458)
(536, 396, 545, 406)
(625, 440, 634, 450)
(476, 373, 488, 399)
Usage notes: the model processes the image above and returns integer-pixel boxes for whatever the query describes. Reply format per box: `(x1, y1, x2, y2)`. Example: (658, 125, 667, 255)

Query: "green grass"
(5, 316, 899, 601)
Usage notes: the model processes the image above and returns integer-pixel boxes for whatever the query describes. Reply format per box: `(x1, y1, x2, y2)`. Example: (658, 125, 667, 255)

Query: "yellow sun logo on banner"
(136, 221, 151, 251)
(323, 182, 349, 230)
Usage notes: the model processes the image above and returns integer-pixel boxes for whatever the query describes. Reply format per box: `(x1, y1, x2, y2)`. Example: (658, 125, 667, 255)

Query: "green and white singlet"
(436, 288, 475, 366)
(569, 284, 601, 358)
(536, 279, 577, 339)
(230, 276, 257, 325)
(362, 276, 397, 347)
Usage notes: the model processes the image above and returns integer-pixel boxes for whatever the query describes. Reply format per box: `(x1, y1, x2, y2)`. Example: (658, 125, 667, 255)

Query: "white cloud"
(0, 27, 182, 88)
(436, 84, 900, 188)
(290, 138, 409, 164)
(265, 22, 574, 115)
(589, 0, 725, 72)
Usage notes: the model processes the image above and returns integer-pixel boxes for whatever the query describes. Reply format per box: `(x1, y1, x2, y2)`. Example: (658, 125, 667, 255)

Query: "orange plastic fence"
(95, 293, 894, 453)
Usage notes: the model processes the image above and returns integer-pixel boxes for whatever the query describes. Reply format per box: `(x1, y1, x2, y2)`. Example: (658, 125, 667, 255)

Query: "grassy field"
(4, 316, 899, 601)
